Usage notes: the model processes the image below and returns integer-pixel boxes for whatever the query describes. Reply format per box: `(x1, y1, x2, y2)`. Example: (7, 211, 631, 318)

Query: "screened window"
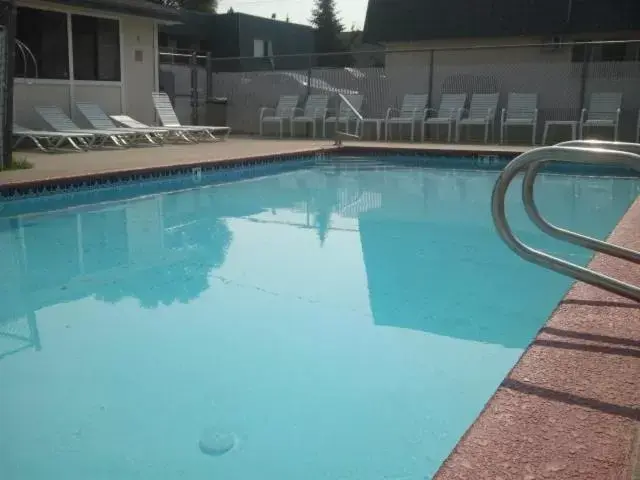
(15, 7, 69, 79)
(72, 14, 121, 81)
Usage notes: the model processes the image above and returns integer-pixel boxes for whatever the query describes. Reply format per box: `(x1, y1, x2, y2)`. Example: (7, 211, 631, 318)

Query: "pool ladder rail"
(491, 140, 640, 302)
(333, 94, 364, 146)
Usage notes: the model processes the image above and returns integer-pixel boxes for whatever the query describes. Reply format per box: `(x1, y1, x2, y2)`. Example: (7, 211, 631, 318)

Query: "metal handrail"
(491, 145, 640, 302)
(334, 94, 364, 145)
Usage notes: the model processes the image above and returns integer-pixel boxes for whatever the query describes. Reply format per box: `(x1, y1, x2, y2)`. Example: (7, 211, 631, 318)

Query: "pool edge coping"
(0, 144, 534, 193)
(434, 196, 640, 480)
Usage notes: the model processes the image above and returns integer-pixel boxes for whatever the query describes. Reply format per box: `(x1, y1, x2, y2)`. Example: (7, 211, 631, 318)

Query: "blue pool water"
(1, 157, 638, 479)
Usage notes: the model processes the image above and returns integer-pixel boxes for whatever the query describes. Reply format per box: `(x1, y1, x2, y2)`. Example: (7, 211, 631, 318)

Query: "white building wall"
(14, 1, 160, 129)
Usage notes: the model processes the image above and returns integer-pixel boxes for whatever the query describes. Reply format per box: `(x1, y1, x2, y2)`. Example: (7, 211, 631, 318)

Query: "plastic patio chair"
(500, 93, 539, 145)
(259, 95, 300, 138)
(456, 93, 499, 143)
(421, 93, 466, 142)
(385, 94, 429, 142)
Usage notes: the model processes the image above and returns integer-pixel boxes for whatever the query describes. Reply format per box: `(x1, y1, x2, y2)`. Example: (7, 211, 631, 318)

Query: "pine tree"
(310, 0, 344, 59)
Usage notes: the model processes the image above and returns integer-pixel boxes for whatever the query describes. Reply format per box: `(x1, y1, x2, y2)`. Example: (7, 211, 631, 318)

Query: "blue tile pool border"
(0, 150, 329, 201)
(1, 146, 638, 206)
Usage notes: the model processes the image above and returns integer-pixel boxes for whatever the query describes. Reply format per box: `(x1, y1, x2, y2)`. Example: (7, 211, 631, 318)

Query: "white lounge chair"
(579, 92, 622, 141)
(324, 94, 363, 138)
(456, 93, 499, 143)
(500, 93, 538, 145)
(259, 95, 299, 138)
(35, 105, 134, 148)
(13, 123, 95, 152)
(152, 91, 231, 141)
(291, 94, 329, 138)
(110, 114, 195, 143)
(76, 103, 168, 146)
(385, 94, 429, 142)
(421, 93, 466, 142)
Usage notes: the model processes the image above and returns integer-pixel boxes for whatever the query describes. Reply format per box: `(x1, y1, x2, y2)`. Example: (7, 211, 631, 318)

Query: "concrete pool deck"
(1, 137, 638, 479)
(0, 138, 529, 186)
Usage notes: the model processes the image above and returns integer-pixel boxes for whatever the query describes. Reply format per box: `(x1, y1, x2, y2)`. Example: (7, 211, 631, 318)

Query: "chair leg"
(500, 123, 504, 144)
(613, 124, 618, 141)
(542, 124, 549, 145)
(484, 123, 489, 144)
(532, 124, 537, 146)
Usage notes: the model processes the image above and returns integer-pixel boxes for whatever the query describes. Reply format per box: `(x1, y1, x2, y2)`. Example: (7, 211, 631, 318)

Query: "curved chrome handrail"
(334, 93, 364, 145)
(491, 145, 640, 302)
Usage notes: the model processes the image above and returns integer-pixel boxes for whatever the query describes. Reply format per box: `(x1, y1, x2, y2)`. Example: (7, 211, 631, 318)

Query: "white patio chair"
(385, 94, 429, 142)
(13, 123, 95, 152)
(76, 103, 168, 146)
(456, 93, 499, 143)
(579, 92, 622, 141)
(259, 95, 300, 138)
(152, 91, 231, 141)
(500, 93, 539, 145)
(35, 105, 134, 148)
(291, 94, 330, 138)
(421, 93, 466, 142)
(323, 94, 363, 137)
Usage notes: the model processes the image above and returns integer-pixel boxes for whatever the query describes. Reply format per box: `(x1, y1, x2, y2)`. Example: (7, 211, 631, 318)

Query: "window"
(572, 40, 633, 63)
(253, 39, 273, 58)
(15, 7, 69, 79)
(72, 14, 120, 81)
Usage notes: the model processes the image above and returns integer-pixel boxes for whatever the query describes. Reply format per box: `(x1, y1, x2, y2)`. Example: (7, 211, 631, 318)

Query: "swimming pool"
(1, 155, 638, 479)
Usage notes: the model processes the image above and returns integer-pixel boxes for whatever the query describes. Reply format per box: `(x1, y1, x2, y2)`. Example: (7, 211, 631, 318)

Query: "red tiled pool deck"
(435, 198, 640, 480)
(1, 137, 638, 479)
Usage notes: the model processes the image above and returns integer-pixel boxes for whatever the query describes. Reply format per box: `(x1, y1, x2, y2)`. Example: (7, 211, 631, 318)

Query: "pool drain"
(198, 428, 237, 457)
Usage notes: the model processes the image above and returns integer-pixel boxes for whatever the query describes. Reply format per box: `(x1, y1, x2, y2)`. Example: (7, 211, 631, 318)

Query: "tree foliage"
(310, 0, 351, 66)
(149, 0, 218, 13)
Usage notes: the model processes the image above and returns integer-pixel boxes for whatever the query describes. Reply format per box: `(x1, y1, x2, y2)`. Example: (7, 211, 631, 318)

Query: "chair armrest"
(533, 108, 539, 123)
(615, 108, 621, 124)
(291, 107, 304, 118)
(385, 107, 399, 121)
(259, 107, 275, 120)
(315, 107, 329, 119)
(487, 108, 495, 121)
(580, 108, 587, 124)
(424, 107, 436, 119)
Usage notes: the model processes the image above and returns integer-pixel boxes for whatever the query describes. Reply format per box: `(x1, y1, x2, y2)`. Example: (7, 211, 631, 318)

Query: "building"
(363, 0, 640, 57)
(13, 0, 179, 129)
(159, 10, 315, 71)
(362, 0, 640, 141)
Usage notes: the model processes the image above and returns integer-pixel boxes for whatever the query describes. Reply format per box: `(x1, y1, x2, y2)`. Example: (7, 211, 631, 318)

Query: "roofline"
(19, 0, 182, 22)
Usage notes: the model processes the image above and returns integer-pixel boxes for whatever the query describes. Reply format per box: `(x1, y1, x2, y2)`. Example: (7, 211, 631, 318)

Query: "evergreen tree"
(310, 0, 347, 66)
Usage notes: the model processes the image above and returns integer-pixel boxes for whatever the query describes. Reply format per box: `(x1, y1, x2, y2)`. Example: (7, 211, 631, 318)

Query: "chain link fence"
(160, 40, 640, 144)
